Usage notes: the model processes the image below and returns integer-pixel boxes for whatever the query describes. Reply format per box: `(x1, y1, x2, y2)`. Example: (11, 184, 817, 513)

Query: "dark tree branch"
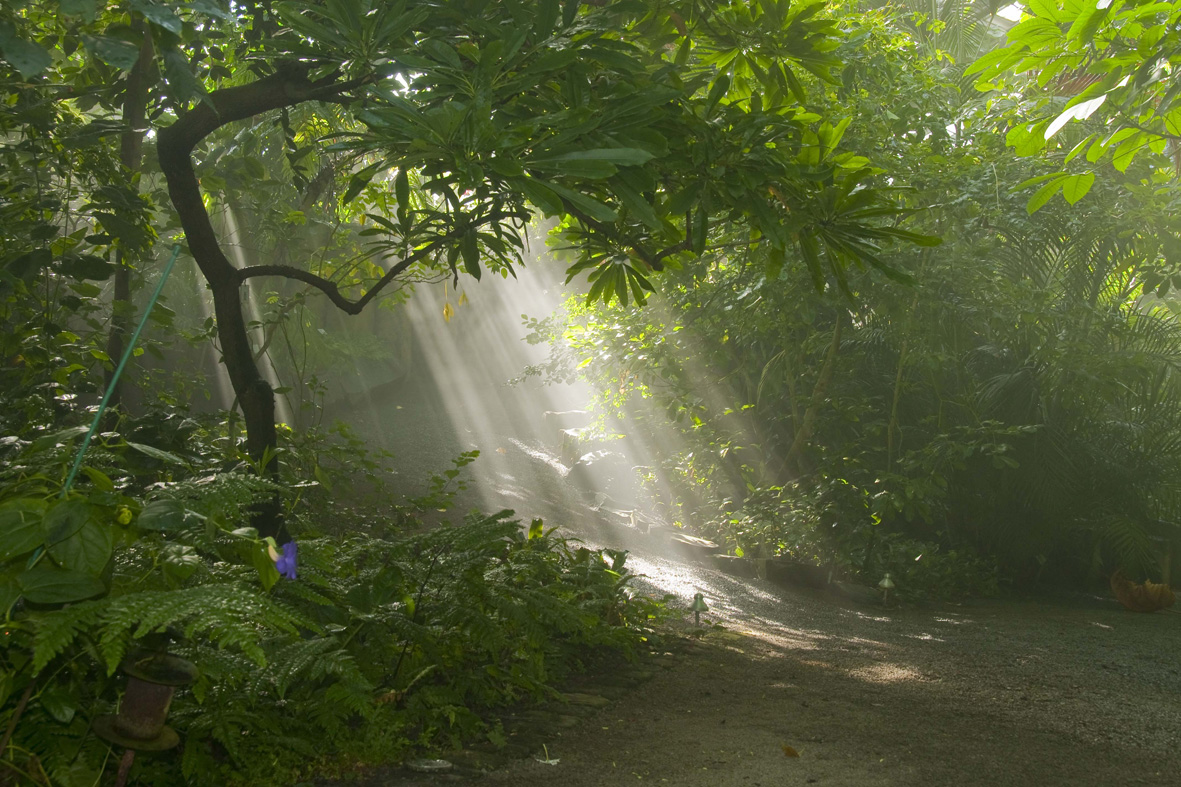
(155, 65, 373, 501)
(157, 67, 370, 286)
(234, 232, 459, 314)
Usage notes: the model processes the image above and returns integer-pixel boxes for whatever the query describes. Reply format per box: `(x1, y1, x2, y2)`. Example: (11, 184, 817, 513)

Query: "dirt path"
(340, 382, 1181, 786)
(353, 580, 1180, 787)
(470, 594, 1180, 787)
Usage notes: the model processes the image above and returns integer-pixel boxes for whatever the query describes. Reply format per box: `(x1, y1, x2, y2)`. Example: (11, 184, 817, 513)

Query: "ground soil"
(350, 573, 1181, 787)
(333, 378, 1181, 787)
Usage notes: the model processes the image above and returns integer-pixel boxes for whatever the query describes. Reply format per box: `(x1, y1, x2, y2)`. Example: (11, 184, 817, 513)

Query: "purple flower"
(274, 541, 298, 580)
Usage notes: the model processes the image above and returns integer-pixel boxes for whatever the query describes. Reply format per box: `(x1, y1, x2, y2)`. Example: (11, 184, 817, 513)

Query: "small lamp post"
(93, 651, 198, 787)
(689, 592, 709, 624)
(878, 573, 895, 605)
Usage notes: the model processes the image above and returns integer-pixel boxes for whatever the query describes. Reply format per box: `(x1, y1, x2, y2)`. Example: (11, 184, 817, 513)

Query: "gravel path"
(330, 312, 1181, 786)
(338, 395, 1181, 786)
(468, 590, 1181, 787)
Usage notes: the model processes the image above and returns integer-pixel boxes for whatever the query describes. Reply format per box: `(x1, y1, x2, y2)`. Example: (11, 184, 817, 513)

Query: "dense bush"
(531, 4, 1181, 593)
(0, 414, 659, 786)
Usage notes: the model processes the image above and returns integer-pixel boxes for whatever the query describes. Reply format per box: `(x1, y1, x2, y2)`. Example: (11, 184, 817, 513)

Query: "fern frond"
(33, 598, 110, 673)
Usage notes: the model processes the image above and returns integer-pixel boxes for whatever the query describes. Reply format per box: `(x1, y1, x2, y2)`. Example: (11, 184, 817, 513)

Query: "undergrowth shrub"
(702, 480, 999, 599)
(1, 415, 660, 786)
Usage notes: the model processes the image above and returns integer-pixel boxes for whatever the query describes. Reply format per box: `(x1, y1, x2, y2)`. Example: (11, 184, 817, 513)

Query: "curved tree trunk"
(156, 72, 327, 539)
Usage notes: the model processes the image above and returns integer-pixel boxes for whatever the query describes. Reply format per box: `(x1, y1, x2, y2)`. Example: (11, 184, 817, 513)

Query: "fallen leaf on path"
(782, 744, 800, 758)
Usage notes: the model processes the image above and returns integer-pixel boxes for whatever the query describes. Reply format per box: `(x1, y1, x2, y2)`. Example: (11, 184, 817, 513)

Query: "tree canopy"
(2, 0, 938, 540)
(4, 2, 1181, 785)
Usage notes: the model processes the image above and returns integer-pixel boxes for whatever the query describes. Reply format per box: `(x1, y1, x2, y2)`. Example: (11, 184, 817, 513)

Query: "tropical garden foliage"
(535, 0, 1181, 596)
(2, 0, 1179, 784)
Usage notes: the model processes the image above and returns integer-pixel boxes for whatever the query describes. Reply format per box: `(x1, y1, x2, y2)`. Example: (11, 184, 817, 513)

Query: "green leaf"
(43, 499, 93, 545)
(39, 684, 77, 724)
(0, 35, 52, 79)
(48, 519, 114, 576)
(535, 0, 560, 36)
(187, 0, 232, 20)
(562, 0, 579, 25)
(798, 231, 825, 290)
(59, 253, 114, 281)
(126, 441, 185, 464)
(766, 244, 786, 280)
(1026, 174, 1067, 214)
(535, 148, 655, 167)
(611, 179, 662, 230)
(883, 228, 943, 247)
(161, 544, 201, 583)
(395, 169, 411, 224)
(81, 467, 115, 491)
(691, 209, 707, 254)
(0, 578, 20, 615)
(163, 50, 208, 104)
(137, 499, 186, 531)
(460, 230, 481, 279)
(705, 75, 730, 116)
(274, 3, 348, 47)
(82, 35, 141, 70)
(1061, 172, 1095, 205)
(5, 249, 52, 278)
(343, 162, 384, 204)
(0, 499, 47, 561)
(1067, 3, 1107, 42)
(539, 181, 618, 222)
(528, 518, 544, 540)
(18, 567, 106, 604)
(517, 178, 564, 215)
(30, 425, 89, 452)
(132, 0, 183, 34)
(1111, 132, 1144, 172)
(59, 0, 98, 22)
(529, 157, 617, 179)
(423, 39, 462, 69)
(253, 542, 280, 591)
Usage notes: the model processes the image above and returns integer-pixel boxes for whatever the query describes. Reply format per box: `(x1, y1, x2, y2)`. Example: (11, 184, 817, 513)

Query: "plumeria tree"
(2, 0, 935, 536)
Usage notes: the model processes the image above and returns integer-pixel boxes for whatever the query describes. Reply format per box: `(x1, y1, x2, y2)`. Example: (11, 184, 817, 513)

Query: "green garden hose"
(61, 242, 184, 496)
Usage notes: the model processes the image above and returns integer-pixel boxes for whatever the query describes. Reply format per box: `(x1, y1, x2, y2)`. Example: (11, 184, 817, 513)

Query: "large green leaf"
(59, 0, 98, 21)
(0, 577, 20, 614)
(515, 178, 564, 215)
(137, 499, 187, 531)
(1062, 172, 1095, 205)
(163, 50, 208, 104)
(538, 181, 618, 222)
(1026, 174, 1067, 214)
(132, 0, 183, 34)
(0, 499, 47, 561)
(17, 567, 106, 604)
(461, 230, 481, 279)
(43, 499, 94, 545)
(4, 249, 52, 278)
(343, 162, 385, 204)
(0, 27, 52, 78)
(48, 519, 114, 575)
(82, 35, 141, 70)
(59, 253, 115, 281)
(533, 148, 655, 167)
(252, 542, 280, 591)
(125, 441, 186, 465)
